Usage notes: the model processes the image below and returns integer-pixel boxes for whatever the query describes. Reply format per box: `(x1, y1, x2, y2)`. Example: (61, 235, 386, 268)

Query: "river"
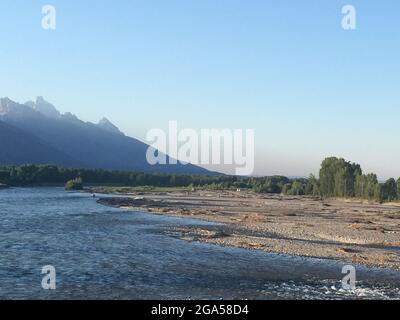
(0, 187, 399, 299)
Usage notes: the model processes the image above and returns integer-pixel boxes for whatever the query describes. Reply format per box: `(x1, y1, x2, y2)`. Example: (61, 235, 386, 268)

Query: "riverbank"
(92, 187, 400, 270)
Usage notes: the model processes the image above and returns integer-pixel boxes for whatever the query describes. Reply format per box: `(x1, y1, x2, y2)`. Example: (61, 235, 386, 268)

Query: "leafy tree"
(305, 174, 319, 196)
(319, 157, 361, 198)
(282, 183, 292, 195)
(381, 178, 397, 202)
(319, 158, 334, 197)
(65, 177, 83, 190)
(397, 178, 400, 199)
(355, 174, 378, 200)
(289, 180, 305, 195)
(374, 183, 383, 203)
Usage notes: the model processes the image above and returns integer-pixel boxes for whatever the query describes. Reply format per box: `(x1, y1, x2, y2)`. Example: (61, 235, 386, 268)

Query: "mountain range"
(0, 97, 214, 175)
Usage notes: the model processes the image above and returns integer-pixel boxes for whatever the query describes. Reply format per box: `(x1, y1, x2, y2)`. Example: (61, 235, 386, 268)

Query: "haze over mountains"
(0, 97, 213, 175)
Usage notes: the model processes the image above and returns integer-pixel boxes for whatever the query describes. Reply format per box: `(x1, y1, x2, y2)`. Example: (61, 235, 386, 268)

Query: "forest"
(0, 157, 399, 202)
(282, 157, 400, 202)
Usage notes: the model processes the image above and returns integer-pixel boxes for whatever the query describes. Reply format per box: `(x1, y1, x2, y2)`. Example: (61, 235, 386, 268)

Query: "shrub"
(65, 177, 83, 190)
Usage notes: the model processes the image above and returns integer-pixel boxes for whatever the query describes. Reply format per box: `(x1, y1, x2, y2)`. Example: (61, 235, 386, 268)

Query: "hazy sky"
(1, 0, 399, 179)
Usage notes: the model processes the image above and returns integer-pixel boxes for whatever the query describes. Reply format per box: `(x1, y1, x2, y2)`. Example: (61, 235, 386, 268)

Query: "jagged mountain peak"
(97, 117, 123, 135)
(0, 97, 13, 104)
(0, 95, 213, 175)
(1, 97, 19, 109)
(25, 96, 61, 119)
(61, 112, 81, 122)
(0, 97, 38, 117)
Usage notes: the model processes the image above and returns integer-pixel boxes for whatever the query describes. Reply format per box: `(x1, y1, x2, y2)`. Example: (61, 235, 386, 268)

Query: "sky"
(1, 0, 399, 179)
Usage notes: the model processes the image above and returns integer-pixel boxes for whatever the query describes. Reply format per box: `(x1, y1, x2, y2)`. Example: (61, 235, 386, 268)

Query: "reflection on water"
(0, 187, 399, 300)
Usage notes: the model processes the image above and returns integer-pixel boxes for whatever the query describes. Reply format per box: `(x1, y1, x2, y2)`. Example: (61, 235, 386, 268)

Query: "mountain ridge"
(0, 97, 217, 175)
(0, 120, 81, 167)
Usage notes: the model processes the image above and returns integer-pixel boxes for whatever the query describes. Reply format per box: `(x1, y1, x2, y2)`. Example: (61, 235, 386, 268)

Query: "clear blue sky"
(1, 0, 399, 179)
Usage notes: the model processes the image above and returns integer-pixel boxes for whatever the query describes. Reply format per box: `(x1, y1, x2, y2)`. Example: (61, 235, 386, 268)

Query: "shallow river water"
(0, 187, 399, 299)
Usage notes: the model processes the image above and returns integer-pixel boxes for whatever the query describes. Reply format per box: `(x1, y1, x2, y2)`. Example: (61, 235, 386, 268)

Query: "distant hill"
(0, 97, 216, 175)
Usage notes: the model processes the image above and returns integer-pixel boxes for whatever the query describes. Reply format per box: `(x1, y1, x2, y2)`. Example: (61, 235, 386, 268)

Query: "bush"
(65, 177, 83, 190)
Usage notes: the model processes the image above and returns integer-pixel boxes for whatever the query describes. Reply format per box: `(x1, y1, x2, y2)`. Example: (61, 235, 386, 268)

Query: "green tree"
(319, 157, 361, 198)
(289, 180, 305, 195)
(397, 178, 400, 199)
(282, 183, 292, 195)
(374, 184, 383, 203)
(381, 178, 397, 202)
(305, 174, 319, 196)
(65, 177, 83, 190)
(355, 174, 378, 200)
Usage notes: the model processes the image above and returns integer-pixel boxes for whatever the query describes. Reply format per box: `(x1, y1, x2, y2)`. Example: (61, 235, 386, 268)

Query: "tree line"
(0, 164, 241, 188)
(1, 158, 399, 202)
(0, 164, 296, 193)
(281, 157, 400, 202)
